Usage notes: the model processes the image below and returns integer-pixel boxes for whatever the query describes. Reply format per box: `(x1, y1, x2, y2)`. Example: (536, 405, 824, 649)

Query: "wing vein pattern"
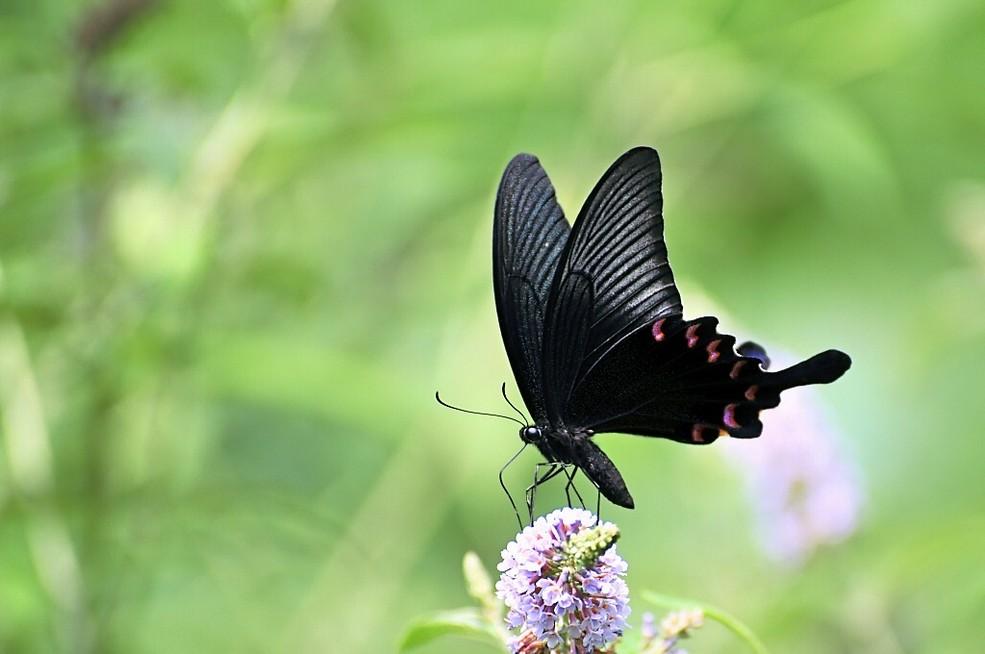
(493, 154, 571, 424)
(542, 147, 683, 423)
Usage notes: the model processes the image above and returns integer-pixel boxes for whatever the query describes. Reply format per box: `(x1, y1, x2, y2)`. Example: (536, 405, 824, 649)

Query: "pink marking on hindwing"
(686, 324, 701, 348)
(744, 385, 759, 401)
(706, 339, 721, 363)
(729, 360, 746, 379)
(652, 319, 666, 342)
(723, 403, 740, 428)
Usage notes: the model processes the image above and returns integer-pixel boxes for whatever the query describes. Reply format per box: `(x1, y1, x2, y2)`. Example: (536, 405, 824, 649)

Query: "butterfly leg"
(525, 462, 565, 525)
(499, 443, 528, 530)
(562, 466, 573, 507)
(525, 463, 554, 524)
(580, 474, 602, 518)
(562, 465, 587, 510)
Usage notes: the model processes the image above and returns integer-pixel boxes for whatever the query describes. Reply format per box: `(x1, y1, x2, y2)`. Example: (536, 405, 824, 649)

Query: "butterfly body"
(519, 424, 634, 509)
(492, 147, 851, 511)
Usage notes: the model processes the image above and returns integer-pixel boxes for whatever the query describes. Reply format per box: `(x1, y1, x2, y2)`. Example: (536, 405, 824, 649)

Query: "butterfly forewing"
(542, 147, 683, 424)
(493, 154, 571, 424)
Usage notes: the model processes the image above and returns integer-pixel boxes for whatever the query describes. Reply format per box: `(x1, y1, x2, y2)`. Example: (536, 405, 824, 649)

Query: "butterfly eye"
(520, 427, 541, 443)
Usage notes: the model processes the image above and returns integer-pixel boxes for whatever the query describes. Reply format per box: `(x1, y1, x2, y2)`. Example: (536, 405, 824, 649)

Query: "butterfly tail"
(717, 349, 851, 440)
(764, 349, 851, 389)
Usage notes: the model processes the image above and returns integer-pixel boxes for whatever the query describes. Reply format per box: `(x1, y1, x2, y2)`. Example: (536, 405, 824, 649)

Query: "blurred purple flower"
(641, 612, 658, 643)
(639, 609, 703, 654)
(495, 508, 630, 653)
(723, 352, 863, 565)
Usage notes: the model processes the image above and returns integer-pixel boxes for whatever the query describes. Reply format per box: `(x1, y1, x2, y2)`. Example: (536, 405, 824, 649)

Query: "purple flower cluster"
(723, 352, 863, 565)
(496, 508, 630, 653)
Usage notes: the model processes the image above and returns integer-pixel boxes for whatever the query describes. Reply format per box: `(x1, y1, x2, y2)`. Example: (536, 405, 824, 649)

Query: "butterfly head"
(520, 425, 543, 444)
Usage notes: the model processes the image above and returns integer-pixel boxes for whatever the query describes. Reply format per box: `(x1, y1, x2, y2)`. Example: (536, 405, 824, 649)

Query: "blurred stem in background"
(61, 0, 335, 652)
(3, 0, 342, 649)
(153, 0, 341, 276)
(0, 309, 87, 653)
(69, 2, 161, 651)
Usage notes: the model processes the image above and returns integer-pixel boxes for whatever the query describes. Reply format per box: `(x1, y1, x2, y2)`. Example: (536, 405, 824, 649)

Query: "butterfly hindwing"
(566, 315, 851, 444)
(493, 154, 571, 424)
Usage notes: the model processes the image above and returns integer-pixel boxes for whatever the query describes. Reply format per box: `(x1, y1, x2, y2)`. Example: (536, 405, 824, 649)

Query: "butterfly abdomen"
(571, 435, 634, 509)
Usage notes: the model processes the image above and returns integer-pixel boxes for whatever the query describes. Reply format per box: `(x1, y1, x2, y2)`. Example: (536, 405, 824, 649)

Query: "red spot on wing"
(686, 324, 701, 348)
(691, 423, 719, 443)
(652, 319, 667, 342)
(706, 339, 721, 363)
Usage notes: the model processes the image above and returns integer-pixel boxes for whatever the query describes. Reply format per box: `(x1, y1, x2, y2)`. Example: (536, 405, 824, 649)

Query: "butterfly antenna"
(435, 391, 525, 427)
(499, 443, 527, 530)
(500, 383, 530, 425)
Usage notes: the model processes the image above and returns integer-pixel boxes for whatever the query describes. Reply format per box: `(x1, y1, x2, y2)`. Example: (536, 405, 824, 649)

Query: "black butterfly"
(478, 146, 851, 515)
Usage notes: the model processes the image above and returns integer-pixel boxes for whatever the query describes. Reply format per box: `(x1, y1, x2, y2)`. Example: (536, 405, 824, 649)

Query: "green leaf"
(398, 608, 502, 652)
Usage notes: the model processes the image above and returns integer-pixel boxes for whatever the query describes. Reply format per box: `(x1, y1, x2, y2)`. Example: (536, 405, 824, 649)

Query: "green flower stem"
(462, 552, 511, 647)
(642, 591, 771, 654)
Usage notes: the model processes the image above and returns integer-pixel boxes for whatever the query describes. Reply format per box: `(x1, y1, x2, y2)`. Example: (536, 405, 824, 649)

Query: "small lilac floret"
(495, 508, 630, 653)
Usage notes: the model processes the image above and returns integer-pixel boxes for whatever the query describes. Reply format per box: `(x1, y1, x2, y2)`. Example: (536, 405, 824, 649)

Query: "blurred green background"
(2, 0, 984, 652)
